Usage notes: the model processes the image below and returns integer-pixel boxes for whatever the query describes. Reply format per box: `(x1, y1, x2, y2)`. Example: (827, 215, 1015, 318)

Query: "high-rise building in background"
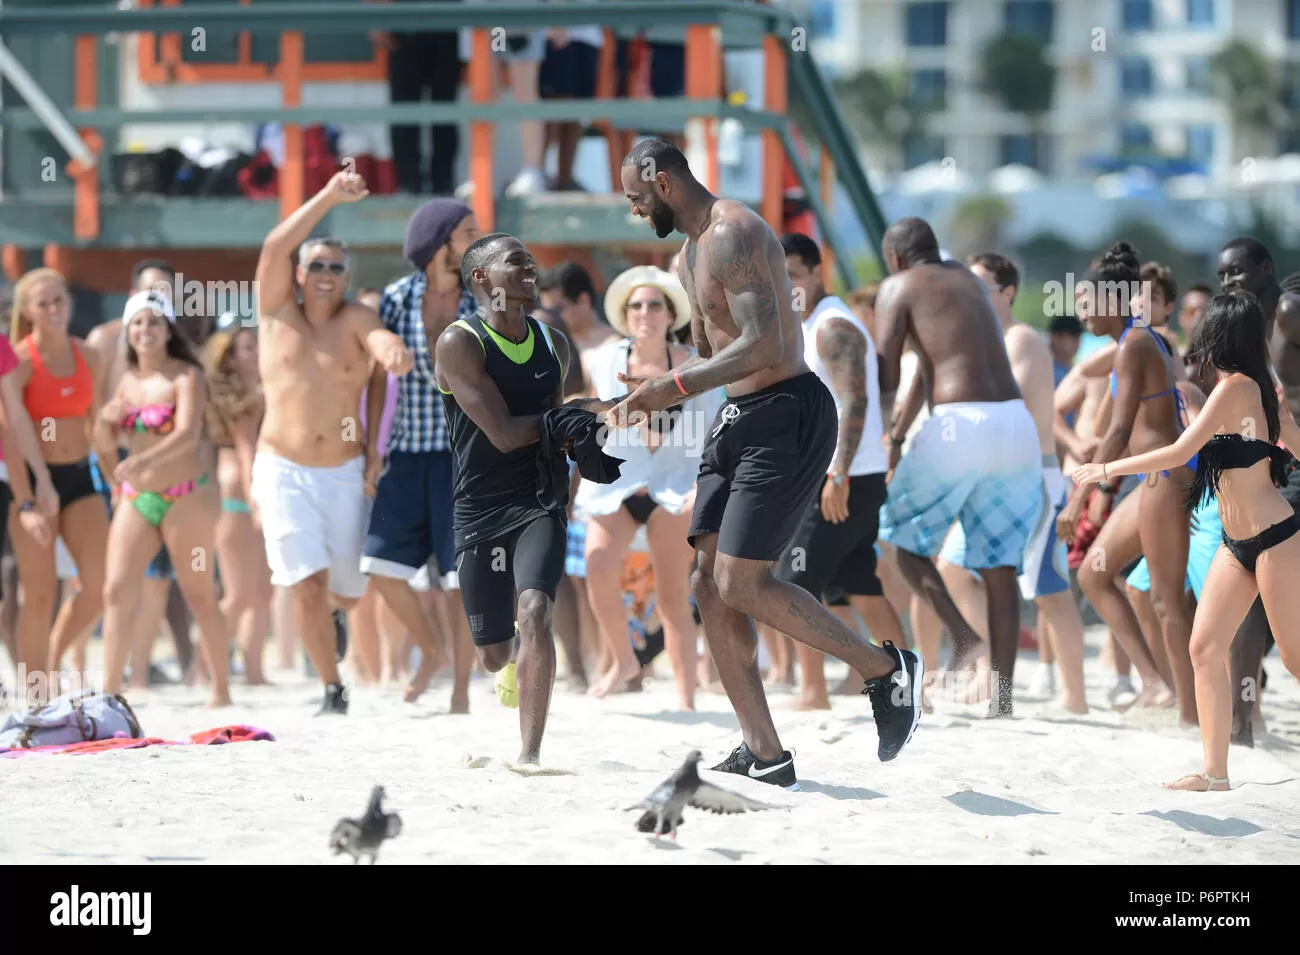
(782, 0, 1300, 183)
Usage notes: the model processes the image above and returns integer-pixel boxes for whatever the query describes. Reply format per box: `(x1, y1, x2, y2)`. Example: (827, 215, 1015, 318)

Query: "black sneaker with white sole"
(863, 641, 923, 761)
(316, 682, 349, 715)
(711, 743, 799, 791)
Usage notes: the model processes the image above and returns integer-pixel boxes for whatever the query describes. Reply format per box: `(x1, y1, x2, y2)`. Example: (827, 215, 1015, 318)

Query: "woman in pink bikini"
(98, 291, 232, 706)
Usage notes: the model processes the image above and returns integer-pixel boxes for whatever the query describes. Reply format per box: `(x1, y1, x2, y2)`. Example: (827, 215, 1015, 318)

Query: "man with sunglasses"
(251, 170, 414, 715)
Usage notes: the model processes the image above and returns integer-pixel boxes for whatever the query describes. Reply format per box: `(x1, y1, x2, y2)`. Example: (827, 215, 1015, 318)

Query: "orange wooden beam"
(820, 148, 835, 284)
(69, 35, 101, 242)
(685, 25, 723, 193)
(761, 34, 788, 235)
(279, 31, 305, 222)
(469, 29, 496, 231)
(595, 28, 621, 192)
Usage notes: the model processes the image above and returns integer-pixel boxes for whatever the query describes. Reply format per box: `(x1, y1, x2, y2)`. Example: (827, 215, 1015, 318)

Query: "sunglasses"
(305, 261, 347, 275)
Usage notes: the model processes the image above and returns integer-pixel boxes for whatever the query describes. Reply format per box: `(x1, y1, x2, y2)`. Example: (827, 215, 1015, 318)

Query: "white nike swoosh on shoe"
(748, 759, 792, 778)
(534, 371, 548, 379)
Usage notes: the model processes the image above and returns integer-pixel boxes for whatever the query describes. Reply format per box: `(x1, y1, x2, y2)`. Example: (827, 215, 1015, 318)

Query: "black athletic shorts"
(31, 458, 99, 512)
(776, 472, 887, 599)
(456, 512, 567, 647)
(689, 372, 837, 562)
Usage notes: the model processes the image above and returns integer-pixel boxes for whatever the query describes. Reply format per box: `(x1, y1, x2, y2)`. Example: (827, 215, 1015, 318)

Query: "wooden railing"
(0, 1, 879, 287)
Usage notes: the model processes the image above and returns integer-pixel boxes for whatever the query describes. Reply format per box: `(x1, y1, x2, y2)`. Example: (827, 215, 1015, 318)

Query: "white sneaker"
(1027, 663, 1057, 699)
(1108, 676, 1137, 707)
(505, 167, 547, 196)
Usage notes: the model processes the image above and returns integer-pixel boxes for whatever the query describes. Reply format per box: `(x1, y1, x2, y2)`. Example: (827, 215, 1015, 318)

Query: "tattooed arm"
(817, 316, 867, 474)
(672, 219, 783, 396)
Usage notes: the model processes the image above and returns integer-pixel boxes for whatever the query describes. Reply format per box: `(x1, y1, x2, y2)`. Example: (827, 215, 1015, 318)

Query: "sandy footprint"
(503, 762, 576, 777)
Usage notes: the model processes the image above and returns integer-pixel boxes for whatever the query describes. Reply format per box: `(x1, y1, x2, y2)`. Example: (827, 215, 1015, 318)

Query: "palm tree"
(826, 67, 934, 170)
(979, 33, 1056, 170)
(1209, 38, 1288, 160)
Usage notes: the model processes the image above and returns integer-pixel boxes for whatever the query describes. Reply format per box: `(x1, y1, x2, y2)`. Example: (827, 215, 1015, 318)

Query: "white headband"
(122, 290, 176, 326)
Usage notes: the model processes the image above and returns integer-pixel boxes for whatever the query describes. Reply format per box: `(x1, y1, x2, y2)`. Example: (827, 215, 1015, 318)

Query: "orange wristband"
(673, 371, 688, 396)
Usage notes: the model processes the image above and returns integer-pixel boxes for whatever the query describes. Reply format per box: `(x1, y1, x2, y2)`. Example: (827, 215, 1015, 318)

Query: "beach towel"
(0, 723, 275, 758)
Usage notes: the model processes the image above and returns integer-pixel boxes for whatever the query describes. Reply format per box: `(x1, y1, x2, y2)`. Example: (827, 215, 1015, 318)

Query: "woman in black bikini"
(1074, 290, 1300, 791)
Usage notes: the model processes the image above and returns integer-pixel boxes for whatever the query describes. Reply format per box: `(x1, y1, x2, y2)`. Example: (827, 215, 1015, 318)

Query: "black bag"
(111, 147, 185, 196)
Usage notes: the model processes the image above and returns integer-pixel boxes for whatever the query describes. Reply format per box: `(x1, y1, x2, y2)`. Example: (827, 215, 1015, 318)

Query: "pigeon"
(626, 750, 775, 841)
(330, 786, 403, 864)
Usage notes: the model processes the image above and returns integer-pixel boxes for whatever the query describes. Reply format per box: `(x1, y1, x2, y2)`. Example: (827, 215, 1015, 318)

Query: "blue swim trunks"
(941, 457, 1068, 598)
(1125, 496, 1221, 601)
(879, 400, 1043, 573)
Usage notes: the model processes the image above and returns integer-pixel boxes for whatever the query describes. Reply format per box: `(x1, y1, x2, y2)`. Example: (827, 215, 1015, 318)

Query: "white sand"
(2, 625, 1298, 865)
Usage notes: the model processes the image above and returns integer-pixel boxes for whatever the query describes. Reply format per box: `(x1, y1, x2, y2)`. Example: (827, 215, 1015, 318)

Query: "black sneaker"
(863, 641, 923, 762)
(333, 610, 349, 663)
(316, 682, 349, 715)
(710, 743, 799, 791)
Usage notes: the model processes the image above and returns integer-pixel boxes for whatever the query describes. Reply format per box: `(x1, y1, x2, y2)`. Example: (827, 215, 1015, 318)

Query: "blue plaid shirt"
(378, 271, 477, 454)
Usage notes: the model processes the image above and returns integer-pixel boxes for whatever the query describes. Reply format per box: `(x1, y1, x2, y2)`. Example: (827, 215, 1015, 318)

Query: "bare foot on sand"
(1059, 695, 1089, 716)
(448, 693, 470, 715)
(948, 637, 988, 674)
(207, 693, 233, 708)
(793, 695, 832, 711)
(402, 653, 440, 703)
(588, 661, 641, 698)
(831, 674, 865, 696)
(1162, 772, 1229, 792)
(566, 673, 589, 694)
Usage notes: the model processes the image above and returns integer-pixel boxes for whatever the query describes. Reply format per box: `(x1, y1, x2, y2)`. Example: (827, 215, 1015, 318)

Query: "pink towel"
(0, 724, 275, 757)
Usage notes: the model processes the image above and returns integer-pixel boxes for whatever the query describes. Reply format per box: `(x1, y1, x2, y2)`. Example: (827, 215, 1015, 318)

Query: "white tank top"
(802, 295, 888, 477)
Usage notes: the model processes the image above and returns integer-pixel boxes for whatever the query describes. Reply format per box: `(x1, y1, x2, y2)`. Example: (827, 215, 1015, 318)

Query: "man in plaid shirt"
(361, 199, 480, 710)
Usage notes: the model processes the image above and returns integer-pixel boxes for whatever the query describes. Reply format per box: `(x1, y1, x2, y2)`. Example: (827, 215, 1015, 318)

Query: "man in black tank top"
(434, 234, 617, 765)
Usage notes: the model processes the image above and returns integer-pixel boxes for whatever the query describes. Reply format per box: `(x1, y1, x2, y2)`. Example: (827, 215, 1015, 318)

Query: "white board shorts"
(250, 451, 369, 600)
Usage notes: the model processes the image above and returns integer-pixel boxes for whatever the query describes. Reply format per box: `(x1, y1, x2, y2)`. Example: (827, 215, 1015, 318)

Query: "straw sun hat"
(603, 266, 692, 338)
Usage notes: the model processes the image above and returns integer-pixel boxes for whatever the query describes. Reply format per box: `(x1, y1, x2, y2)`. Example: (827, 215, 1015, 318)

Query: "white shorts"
(250, 451, 370, 599)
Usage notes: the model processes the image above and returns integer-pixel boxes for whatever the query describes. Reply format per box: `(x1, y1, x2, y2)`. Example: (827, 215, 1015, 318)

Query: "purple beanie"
(403, 199, 474, 273)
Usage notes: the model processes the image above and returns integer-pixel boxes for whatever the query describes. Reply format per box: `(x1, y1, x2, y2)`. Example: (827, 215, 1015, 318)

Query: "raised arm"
(817, 316, 868, 476)
(672, 220, 783, 397)
(255, 171, 367, 317)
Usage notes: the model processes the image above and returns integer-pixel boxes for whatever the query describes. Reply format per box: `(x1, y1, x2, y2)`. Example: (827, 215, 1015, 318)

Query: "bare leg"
(45, 497, 109, 675)
(10, 508, 59, 698)
(1164, 546, 1256, 791)
(1228, 598, 1270, 745)
(712, 551, 897, 684)
(1127, 584, 1173, 689)
(584, 510, 641, 698)
(164, 578, 193, 675)
(938, 560, 988, 640)
(100, 506, 164, 697)
(508, 60, 546, 171)
(894, 548, 983, 669)
(1076, 491, 1171, 705)
(834, 593, 908, 695)
(347, 585, 382, 685)
(369, 574, 445, 703)
(290, 572, 342, 690)
(911, 593, 942, 672)
(273, 586, 298, 670)
(440, 588, 474, 713)
(162, 487, 232, 707)
(1258, 535, 1300, 679)
(551, 574, 589, 691)
(691, 536, 784, 761)
(977, 566, 1021, 716)
(1141, 468, 1197, 726)
(1035, 592, 1088, 713)
(645, 507, 698, 710)
(760, 624, 794, 685)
